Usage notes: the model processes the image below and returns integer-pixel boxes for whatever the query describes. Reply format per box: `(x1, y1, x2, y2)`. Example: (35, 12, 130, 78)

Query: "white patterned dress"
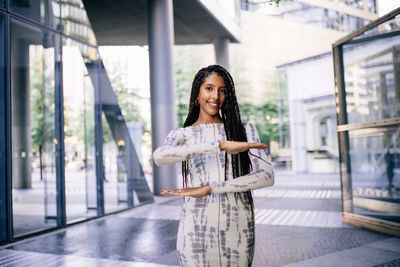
(153, 122, 274, 267)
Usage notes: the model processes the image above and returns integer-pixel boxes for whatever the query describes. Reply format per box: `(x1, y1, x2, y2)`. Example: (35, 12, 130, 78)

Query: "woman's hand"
(219, 140, 268, 154)
(161, 185, 211, 198)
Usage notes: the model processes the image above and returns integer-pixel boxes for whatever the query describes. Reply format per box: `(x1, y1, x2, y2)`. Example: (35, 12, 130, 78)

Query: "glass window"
(62, 37, 98, 222)
(11, 0, 61, 29)
(349, 126, 400, 223)
(343, 34, 400, 124)
(11, 19, 58, 237)
(60, 0, 97, 46)
(353, 14, 400, 41)
(0, 0, 4, 8)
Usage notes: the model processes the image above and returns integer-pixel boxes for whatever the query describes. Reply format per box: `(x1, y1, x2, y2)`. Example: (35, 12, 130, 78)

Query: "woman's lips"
(207, 101, 219, 109)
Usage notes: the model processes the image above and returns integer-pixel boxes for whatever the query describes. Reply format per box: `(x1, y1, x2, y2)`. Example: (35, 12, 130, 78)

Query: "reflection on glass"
(353, 14, 400, 41)
(343, 35, 400, 124)
(0, 0, 4, 8)
(103, 114, 128, 213)
(243, 0, 371, 33)
(11, 0, 60, 29)
(63, 38, 97, 222)
(349, 126, 400, 223)
(11, 20, 58, 236)
(61, 0, 97, 46)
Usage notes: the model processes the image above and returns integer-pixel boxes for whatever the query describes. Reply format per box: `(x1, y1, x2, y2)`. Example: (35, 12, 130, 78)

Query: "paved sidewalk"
(1, 170, 399, 266)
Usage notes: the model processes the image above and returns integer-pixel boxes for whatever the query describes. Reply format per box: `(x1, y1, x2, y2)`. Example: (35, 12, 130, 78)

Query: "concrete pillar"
(213, 37, 230, 71)
(147, 0, 177, 194)
(12, 40, 32, 189)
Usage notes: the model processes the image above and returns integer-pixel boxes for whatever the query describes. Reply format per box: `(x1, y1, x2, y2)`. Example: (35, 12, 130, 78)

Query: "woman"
(153, 65, 274, 266)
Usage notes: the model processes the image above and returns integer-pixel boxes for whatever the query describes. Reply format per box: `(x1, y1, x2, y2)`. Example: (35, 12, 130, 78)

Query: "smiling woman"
(193, 74, 226, 123)
(153, 64, 274, 266)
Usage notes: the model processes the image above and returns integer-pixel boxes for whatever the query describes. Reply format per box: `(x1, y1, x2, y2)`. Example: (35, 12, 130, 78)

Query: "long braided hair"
(182, 64, 253, 209)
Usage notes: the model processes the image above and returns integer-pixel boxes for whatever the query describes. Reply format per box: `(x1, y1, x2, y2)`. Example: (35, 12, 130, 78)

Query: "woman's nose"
(211, 89, 219, 99)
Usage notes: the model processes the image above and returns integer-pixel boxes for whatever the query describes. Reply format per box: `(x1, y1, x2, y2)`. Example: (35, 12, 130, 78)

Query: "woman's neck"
(192, 114, 223, 126)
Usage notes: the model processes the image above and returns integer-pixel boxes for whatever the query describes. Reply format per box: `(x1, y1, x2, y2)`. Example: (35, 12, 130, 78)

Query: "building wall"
(285, 54, 339, 173)
(230, 11, 345, 104)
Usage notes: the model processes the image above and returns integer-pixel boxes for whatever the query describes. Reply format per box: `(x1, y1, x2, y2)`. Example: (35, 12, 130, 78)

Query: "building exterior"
(333, 7, 400, 236)
(242, 0, 378, 33)
(0, 0, 239, 245)
(277, 53, 339, 173)
(268, 0, 379, 170)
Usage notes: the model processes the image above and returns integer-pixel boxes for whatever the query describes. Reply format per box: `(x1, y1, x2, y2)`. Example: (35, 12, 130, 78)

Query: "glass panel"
(11, 20, 58, 236)
(242, 0, 369, 33)
(60, 0, 97, 46)
(99, 47, 154, 209)
(343, 34, 400, 124)
(11, 0, 61, 29)
(349, 125, 400, 223)
(352, 14, 400, 41)
(0, 12, 6, 242)
(63, 38, 97, 222)
(102, 113, 129, 213)
(0, 0, 4, 8)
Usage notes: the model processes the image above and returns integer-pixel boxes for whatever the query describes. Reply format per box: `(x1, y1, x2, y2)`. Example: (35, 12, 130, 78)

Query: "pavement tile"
(283, 246, 400, 267)
(365, 238, 400, 253)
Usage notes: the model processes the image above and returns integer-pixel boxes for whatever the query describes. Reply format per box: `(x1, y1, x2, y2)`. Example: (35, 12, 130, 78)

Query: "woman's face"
(197, 73, 226, 119)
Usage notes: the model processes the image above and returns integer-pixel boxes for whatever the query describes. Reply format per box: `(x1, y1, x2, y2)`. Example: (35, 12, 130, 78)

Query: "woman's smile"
(196, 73, 226, 121)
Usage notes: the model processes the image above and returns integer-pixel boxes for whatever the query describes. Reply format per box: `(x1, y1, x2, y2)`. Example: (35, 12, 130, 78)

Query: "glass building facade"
(333, 8, 400, 236)
(241, 0, 377, 33)
(0, 0, 152, 244)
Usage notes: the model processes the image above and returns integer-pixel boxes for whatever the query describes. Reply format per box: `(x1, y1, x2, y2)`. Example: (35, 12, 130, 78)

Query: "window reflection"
(11, 0, 60, 29)
(11, 20, 58, 236)
(60, 0, 97, 46)
(349, 126, 400, 221)
(344, 35, 400, 124)
(62, 39, 97, 222)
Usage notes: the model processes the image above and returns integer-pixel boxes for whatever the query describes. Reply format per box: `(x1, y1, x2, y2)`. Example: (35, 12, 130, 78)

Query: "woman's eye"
(220, 89, 226, 94)
(206, 87, 212, 91)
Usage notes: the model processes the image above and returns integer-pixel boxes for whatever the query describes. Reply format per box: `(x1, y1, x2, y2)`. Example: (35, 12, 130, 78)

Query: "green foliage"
(174, 46, 202, 128)
(239, 101, 278, 146)
(105, 62, 148, 145)
(30, 50, 55, 153)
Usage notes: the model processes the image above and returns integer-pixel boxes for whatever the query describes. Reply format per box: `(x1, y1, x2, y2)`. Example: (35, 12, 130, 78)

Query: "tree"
(239, 101, 278, 147)
(174, 46, 203, 128)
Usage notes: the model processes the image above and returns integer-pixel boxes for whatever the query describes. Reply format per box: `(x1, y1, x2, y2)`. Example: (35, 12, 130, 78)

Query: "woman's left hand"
(161, 185, 211, 198)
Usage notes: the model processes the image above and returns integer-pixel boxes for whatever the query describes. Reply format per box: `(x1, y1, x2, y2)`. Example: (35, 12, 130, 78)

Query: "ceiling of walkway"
(82, 0, 239, 45)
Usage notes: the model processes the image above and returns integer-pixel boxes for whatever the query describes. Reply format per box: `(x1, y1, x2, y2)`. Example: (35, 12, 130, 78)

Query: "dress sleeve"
(152, 128, 221, 166)
(209, 122, 274, 194)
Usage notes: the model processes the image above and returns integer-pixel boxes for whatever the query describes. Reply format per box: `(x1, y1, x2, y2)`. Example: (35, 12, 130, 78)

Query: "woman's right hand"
(219, 140, 268, 154)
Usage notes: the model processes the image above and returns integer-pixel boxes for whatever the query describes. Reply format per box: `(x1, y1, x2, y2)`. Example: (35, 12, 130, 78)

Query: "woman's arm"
(209, 122, 274, 194)
(152, 128, 221, 166)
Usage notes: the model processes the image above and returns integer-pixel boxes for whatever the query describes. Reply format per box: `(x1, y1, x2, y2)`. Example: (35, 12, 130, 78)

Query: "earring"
(195, 99, 199, 106)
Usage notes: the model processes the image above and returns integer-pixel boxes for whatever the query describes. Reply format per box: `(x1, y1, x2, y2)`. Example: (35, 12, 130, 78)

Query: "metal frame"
(5, 4, 12, 244)
(333, 7, 400, 47)
(332, 7, 400, 236)
(333, 45, 353, 214)
(0, 0, 154, 246)
(55, 34, 66, 227)
(0, 10, 7, 244)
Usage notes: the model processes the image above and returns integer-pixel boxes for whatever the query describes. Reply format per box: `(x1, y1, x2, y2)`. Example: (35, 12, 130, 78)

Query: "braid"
(181, 65, 253, 209)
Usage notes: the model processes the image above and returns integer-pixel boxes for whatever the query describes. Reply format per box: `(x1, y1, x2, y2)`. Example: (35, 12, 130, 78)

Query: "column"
(213, 37, 230, 71)
(147, 0, 177, 194)
(12, 40, 32, 189)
